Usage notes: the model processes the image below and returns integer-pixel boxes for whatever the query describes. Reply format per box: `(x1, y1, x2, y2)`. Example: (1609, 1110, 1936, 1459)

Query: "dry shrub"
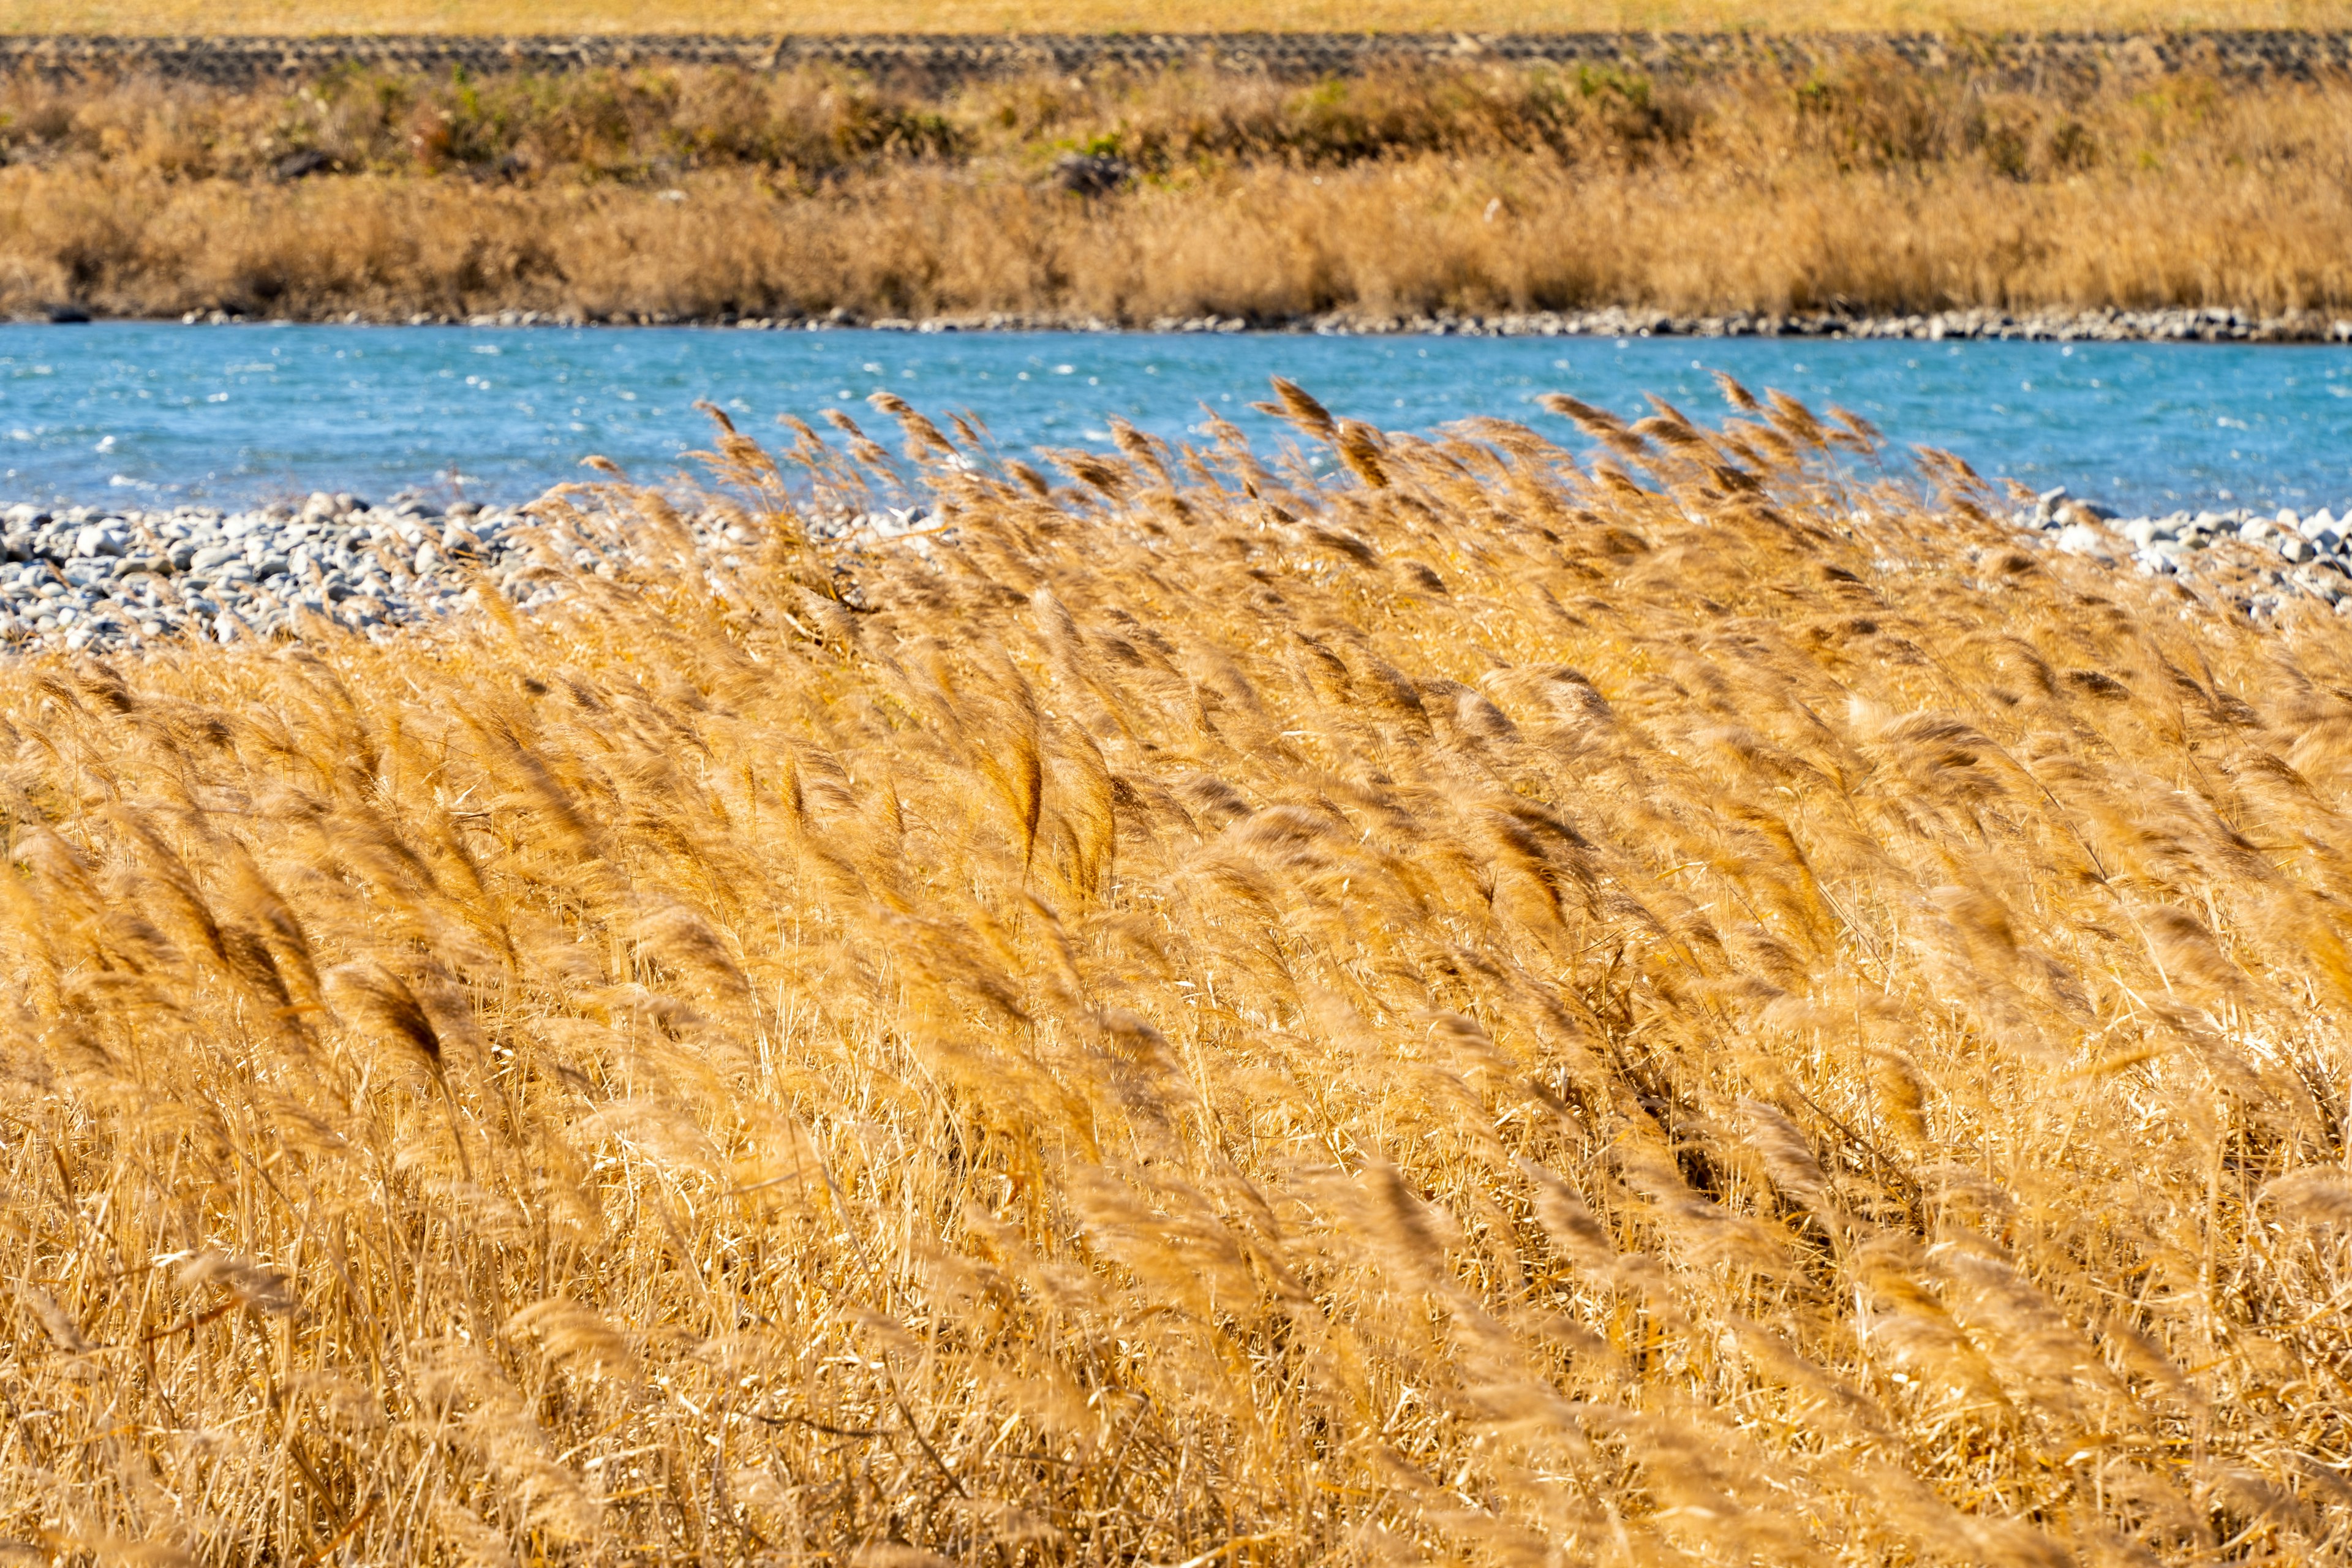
(5, 381, 2352, 1562)
(4, 58, 2351, 320)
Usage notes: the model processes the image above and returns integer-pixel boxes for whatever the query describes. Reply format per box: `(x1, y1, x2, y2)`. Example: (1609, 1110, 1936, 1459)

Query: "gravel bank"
(0, 491, 924, 655)
(159, 303, 2352, 344)
(7, 458, 2345, 658)
(2002, 491, 2352, 622)
(0, 494, 554, 653)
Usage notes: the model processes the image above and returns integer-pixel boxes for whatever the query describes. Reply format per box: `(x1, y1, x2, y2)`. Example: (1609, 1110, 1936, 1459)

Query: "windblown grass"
(9, 1, 2351, 35)
(6, 379, 2352, 1562)
(6, 58, 2352, 322)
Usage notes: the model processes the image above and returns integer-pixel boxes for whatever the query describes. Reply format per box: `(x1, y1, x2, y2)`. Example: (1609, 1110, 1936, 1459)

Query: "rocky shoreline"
(0, 494, 556, 654)
(4, 470, 2345, 659)
(123, 303, 2352, 344)
(0, 490, 930, 655)
(1999, 491, 2352, 622)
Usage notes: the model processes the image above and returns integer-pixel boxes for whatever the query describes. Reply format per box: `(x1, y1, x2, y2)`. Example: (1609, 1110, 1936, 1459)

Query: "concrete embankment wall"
(1, 30, 2348, 84)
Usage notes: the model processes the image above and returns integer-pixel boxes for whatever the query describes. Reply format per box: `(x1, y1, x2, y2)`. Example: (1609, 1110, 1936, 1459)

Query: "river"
(8, 323, 2348, 516)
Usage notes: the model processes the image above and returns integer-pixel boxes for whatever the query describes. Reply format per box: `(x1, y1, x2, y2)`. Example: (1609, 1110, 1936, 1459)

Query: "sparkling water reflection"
(4, 322, 2348, 514)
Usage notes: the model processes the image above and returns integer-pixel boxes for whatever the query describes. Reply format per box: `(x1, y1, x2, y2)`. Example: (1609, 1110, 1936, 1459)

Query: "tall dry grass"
(9, 0, 2352, 35)
(6, 59, 2350, 322)
(6, 378, 2352, 1562)
(3, 56, 2235, 190)
(7, 152, 2351, 323)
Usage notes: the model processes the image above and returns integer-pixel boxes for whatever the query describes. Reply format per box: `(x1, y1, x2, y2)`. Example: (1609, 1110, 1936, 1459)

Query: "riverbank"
(6, 51, 2351, 329)
(132, 301, 2352, 342)
(11, 454, 2337, 660)
(9, 157, 2352, 334)
(0, 486, 933, 653)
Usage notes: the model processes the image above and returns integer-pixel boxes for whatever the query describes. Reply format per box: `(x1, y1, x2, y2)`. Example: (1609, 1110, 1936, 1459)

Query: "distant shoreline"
(21, 304, 2352, 345)
(8, 50, 2349, 344)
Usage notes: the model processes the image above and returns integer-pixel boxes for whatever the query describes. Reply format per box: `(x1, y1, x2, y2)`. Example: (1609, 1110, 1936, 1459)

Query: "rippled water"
(6, 322, 2349, 514)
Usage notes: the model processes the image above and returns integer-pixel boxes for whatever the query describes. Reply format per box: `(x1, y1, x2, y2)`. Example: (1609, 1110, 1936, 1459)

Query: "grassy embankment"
(11, 1, 2352, 34)
(2, 55, 2350, 325)
(6, 380, 2352, 1562)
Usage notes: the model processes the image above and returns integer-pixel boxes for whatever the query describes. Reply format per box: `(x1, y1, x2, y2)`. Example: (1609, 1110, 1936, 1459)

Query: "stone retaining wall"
(1, 30, 2346, 84)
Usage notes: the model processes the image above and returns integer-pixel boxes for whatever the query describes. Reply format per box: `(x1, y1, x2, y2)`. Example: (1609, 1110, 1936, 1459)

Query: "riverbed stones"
(0, 494, 526, 652)
(2012, 494, 2352, 621)
(2054, 522, 2119, 563)
(75, 523, 129, 557)
(85, 300, 2352, 344)
(7, 462, 2342, 654)
(0, 489, 933, 655)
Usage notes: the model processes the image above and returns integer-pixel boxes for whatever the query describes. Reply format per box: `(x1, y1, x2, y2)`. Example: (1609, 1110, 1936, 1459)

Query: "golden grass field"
(6, 58, 2351, 324)
(9, 0, 2352, 34)
(6, 378, 2352, 1562)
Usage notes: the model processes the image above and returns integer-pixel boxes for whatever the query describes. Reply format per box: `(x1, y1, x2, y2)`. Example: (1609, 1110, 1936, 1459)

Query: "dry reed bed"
(7, 59, 2352, 322)
(0, 59, 2267, 185)
(13, 155, 2352, 326)
(12, 1, 2351, 35)
(5, 382, 2352, 1563)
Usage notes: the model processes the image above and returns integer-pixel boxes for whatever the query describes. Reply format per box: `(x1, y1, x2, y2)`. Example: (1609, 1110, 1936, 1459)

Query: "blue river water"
(2, 322, 2347, 515)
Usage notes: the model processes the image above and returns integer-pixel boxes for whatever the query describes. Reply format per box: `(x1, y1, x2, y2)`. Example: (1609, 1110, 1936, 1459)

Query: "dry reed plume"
(6, 58, 2352, 322)
(6, 377, 2352, 1564)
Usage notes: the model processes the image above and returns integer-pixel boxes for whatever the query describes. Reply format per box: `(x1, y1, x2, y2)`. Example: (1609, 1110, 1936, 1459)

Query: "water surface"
(6, 323, 2348, 514)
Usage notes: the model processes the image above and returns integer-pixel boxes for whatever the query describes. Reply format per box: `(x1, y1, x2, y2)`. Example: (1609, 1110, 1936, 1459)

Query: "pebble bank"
(3, 469, 2345, 658)
(1999, 489, 2352, 623)
(167, 303, 2352, 344)
(0, 491, 930, 655)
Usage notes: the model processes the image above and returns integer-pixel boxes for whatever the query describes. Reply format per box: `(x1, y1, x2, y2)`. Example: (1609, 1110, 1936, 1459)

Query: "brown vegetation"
(2, 58, 2350, 322)
(10, 0, 2352, 36)
(6, 379, 2352, 1562)
(0, 56, 2248, 187)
